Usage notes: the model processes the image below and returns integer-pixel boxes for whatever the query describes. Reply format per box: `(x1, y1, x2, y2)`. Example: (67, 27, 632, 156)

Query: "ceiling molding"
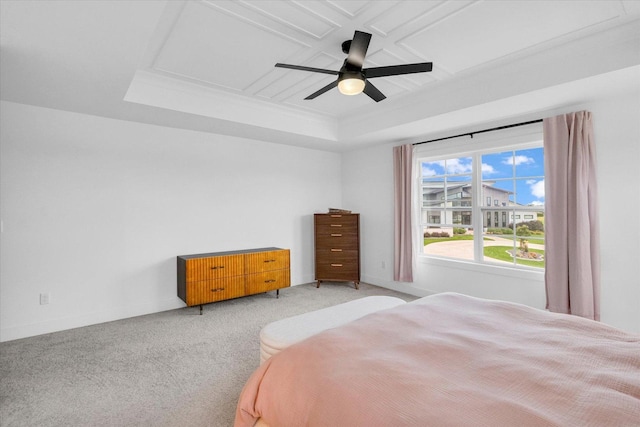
(2, 0, 640, 152)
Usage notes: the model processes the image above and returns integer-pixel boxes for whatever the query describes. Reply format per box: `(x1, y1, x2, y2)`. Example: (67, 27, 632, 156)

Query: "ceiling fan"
(275, 30, 433, 102)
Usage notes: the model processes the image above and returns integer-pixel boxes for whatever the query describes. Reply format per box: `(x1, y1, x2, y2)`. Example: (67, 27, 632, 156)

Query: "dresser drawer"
(244, 249, 290, 273)
(315, 261, 359, 280)
(314, 234, 359, 250)
(245, 269, 291, 294)
(184, 254, 244, 282)
(315, 214, 358, 227)
(315, 249, 358, 263)
(314, 227, 358, 240)
(185, 276, 245, 306)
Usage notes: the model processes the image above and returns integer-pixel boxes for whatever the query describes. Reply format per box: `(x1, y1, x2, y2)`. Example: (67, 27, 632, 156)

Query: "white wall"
(343, 90, 640, 334)
(0, 101, 342, 341)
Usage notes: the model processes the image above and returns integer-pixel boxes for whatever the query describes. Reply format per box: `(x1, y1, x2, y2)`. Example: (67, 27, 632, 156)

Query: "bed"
(235, 293, 640, 426)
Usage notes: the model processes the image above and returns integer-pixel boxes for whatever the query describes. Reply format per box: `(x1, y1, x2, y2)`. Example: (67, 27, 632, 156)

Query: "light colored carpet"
(0, 282, 416, 426)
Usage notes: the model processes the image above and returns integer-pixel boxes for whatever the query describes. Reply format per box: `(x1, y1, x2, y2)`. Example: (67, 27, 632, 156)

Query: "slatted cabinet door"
(184, 254, 244, 282)
(182, 254, 245, 306)
(245, 249, 290, 294)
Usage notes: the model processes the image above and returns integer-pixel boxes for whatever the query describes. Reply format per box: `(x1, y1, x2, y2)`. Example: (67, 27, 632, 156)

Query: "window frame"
(414, 125, 544, 275)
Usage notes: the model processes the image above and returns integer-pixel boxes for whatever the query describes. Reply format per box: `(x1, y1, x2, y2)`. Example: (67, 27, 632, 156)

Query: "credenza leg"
(354, 281, 360, 290)
(200, 305, 203, 315)
(317, 281, 321, 288)
(276, 289, 279, 299)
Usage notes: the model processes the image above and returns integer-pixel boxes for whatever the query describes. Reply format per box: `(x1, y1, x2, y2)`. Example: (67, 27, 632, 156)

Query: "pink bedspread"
(235, 293, 640, 426)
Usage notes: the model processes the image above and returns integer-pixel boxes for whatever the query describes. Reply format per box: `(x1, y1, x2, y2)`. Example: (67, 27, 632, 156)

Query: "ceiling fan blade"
(275, 63, 338, 75)
(364, 62, 433, 78)
(346, 30, 371, 69)
(305, 80, 338, 100)
(363, 80, 386, 102)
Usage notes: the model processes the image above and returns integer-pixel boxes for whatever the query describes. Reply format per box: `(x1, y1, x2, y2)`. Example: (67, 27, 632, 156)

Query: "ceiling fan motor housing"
(341, 40, 351, 54)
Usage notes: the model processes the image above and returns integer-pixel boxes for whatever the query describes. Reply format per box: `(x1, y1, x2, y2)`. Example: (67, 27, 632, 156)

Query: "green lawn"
(483, 246, 545, 268)
(489, 234, 545, 245)
(424, 235, 496, 246)
(424, 235, 474, 246)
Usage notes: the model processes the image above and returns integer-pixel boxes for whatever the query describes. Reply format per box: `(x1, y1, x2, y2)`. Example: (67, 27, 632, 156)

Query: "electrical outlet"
(40, 293, 50, 305)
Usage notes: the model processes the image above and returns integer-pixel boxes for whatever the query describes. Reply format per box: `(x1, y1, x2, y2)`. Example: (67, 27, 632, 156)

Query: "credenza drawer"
(185, 277, 245, 306)
(245, 269, 290, 294)
(184, 255, 244, 282)
(244, 249, 290, 273)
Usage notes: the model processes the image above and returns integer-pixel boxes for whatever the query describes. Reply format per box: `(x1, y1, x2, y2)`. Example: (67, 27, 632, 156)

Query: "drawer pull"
(331, 233, 342, 237)
(331, 263, 343, 267)
(330, 215, 342, 218)
(264, 279, 276, 283)
(263, 259, 276, 263)
(331, 249, 342, 252)
(330, 224, 342, 227)
(211, 287, 225, 292)
(211, 266, 225, 270)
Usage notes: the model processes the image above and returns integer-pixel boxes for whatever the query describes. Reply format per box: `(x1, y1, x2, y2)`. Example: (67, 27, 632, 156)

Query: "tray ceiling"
(2, 0, 640, 151)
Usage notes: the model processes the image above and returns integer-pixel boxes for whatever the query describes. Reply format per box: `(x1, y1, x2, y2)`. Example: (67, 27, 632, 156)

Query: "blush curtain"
(393, 144, 414, 282)
(543, 111, 600, 320)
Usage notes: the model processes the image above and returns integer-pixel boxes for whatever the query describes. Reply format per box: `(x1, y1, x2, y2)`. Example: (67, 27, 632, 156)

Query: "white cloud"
(446, 158, 472, 174)
(529, 179, 545, 199)
(423, 167, 437, 177)
(503, 155, 535, 166)
(528, 200, 545, 206)
(481, 163, 496, 174)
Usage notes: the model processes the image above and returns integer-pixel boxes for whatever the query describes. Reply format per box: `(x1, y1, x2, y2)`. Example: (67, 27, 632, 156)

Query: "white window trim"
(414, 122, 544, 274)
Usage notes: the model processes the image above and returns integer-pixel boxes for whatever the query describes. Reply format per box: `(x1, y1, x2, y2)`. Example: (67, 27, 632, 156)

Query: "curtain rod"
(413, 119, 543, 146)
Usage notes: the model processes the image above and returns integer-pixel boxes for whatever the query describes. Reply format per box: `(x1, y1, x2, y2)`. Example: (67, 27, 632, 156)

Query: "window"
(419, 144, 545, 270)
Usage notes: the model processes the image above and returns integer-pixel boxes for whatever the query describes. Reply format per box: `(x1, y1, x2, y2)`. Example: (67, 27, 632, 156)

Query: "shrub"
(516, 225, 531, 236)
(522, 220, 544, 232)
(453, 227, 466, 235)
(487, 228, 512, 235)
(425, 231, 450, 238)
(509, 220, 544, 232)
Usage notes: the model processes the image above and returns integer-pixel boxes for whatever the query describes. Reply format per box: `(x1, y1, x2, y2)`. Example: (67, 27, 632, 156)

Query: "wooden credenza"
(177, 247, 290, 313)
(314, 213, 360, 289)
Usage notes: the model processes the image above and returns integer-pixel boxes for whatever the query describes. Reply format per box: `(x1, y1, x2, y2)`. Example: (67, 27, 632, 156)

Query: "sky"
(421, 147, 545, 206)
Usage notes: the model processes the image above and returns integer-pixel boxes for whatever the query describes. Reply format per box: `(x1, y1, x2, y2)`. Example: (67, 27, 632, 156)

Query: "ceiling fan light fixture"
(337, 72, 365, 96)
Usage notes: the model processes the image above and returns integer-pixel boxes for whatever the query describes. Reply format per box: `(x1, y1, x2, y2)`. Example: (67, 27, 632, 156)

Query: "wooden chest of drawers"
(177, 247, 290, 313)
(314, 213, 360, 289)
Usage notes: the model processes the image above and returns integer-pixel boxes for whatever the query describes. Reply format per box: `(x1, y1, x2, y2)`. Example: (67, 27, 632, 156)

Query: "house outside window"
(418, 142, 545, 270)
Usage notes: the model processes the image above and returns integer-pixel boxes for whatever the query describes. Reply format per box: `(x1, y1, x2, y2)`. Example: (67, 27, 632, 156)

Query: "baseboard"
(360, 274, 434, 298)
(0, 297, 185, 342)
(1, 277, 430, 342)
